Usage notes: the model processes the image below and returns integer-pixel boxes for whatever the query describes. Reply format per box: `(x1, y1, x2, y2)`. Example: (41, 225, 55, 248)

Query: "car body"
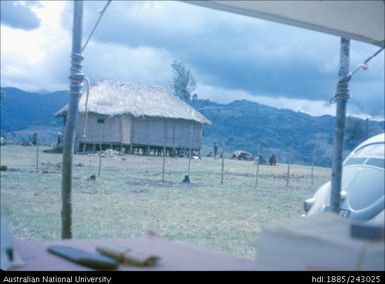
(304, 133, 385, 226)
(231, 150, 254, 161)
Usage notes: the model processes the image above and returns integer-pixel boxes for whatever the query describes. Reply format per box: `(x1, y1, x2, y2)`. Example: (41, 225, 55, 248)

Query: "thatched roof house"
(55, 80, 210, 155)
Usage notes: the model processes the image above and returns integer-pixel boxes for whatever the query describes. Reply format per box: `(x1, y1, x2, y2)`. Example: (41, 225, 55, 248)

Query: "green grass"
(0, 145, 330, 259)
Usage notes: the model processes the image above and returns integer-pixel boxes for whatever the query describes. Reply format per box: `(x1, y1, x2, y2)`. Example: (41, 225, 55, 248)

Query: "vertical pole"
(286, 151, 291, 187)
(61, 0, 84, 239)
(255, 150, 260, 189)
(330, 38, 350, 213)
(220, 143, 225, 185)
(187, 148, 191, 177)
(98, 143, 102, 177)
(162, 121, 167, 181)
(311, 146, 315, 187)
(187, 124, 193, 181)
(162, 146, 166, 182)
(35, 132, 39, 171)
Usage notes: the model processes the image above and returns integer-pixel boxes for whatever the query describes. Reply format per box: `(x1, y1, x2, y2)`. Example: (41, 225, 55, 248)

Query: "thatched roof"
(55, 80, 210, 124)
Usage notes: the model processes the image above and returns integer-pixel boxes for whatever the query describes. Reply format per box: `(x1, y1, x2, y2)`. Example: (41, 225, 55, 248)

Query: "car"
(231, 150, 254, 161)
(303, 133, 384, 226)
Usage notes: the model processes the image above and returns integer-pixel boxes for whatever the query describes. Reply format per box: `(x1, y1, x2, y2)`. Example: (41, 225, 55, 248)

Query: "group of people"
(255, 153, 277, 165)
(212, 141, 277, 165)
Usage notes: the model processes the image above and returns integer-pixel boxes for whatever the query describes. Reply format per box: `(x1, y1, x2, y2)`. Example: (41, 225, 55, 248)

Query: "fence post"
(98, 142, 102, 177)
(34, 132, 39, 171)
(187, 148, 191, 178)
(220, 143, 225, 185)
(255, 150, 260, 189)
(162, 146, 166, 182)
(311, 146, 315, 186)
(286, 150, 292, 187)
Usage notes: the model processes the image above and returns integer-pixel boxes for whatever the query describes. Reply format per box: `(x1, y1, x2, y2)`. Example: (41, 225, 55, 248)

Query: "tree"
(171, 61, 196, 102)
(345, 118, 366, 150)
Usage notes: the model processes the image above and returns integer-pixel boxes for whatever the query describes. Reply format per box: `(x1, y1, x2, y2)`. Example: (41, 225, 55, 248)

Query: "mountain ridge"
(1, 87, 383, 166)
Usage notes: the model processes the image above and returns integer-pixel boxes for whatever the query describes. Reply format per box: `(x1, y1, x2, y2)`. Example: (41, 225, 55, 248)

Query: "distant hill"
(0, 87, 67, 144)
(0, 87, 67, 130)
(191, 99, 384, 166)
(1, 87, 383, 166)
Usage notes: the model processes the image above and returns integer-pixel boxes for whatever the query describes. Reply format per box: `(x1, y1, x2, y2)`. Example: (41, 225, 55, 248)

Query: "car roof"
(352, 133, 385, 154)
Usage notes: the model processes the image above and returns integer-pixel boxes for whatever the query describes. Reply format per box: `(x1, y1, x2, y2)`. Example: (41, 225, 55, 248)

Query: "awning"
(188, 1, 384, 47)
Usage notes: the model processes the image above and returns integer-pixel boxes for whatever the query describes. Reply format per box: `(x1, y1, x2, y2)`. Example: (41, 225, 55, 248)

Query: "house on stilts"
(55, 80, 211, 156)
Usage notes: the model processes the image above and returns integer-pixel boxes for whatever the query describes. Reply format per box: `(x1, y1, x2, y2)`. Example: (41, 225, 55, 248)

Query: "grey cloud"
(60, 1, 383, 117)
(78, 2, 342, 95)
(1, 1, 40, 30)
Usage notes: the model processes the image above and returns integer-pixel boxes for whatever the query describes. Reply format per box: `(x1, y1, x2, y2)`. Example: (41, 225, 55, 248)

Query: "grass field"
(0, 145, 331, 259)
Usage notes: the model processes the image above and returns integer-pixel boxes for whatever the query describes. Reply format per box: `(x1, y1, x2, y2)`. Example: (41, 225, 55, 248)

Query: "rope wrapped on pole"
(61, 0, 84, 239)
(329, 41, 383, 213)
(330, 37, 350, 213)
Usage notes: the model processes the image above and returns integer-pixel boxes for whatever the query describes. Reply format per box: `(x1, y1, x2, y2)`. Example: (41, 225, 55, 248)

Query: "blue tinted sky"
(1, 1, 384, 119)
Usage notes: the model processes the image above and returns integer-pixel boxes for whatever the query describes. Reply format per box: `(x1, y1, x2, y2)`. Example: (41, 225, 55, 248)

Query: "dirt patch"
(5, 168, 30, 173)
(224, 172, 254, 178)
(258, 173, 312, 180)
(126, 178, 199, 189)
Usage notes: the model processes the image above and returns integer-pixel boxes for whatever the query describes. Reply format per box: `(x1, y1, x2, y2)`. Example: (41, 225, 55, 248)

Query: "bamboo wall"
(131, 117, 202, 149)
(75, 113, 203, 151)
(121, 114, 132, 144)
(75, 112, 122, 144)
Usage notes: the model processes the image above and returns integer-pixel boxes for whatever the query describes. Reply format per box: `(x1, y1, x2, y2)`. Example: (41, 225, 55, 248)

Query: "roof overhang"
(187, 1, 385, 47)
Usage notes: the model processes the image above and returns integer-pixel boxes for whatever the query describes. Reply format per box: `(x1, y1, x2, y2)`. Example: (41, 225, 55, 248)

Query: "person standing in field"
(269, 154, 277, 166)
(213, 141, 218, 159)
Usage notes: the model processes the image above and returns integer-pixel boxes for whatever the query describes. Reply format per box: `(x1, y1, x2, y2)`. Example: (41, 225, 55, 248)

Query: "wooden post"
(220, 143, 225, 185)
(311, 146, 315, 187)
(35, 132, 39, 171)
(255, 150, 260, 189)
(187, 148, 191, 178)
(186, 124, 193, 181)
(162, 146, 166, 182)
(98, 142, 102, 177)
(61, 0, 84, 239)
(286, 151, 291, 187)
(330, 38, 350, 213)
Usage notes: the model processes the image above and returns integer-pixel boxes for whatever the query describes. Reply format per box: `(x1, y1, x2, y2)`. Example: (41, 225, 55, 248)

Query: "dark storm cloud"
(1, 1, 40, 30)
(76, 2, 342, 96)
(60, 1, 383, 116)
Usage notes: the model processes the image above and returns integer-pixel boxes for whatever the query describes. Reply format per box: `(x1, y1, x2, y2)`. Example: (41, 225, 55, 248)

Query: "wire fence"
(2, 138, 331, 193)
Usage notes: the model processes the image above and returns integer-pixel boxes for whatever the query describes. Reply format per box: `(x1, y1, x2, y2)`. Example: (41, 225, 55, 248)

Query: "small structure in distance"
(55, 80, 211, 155)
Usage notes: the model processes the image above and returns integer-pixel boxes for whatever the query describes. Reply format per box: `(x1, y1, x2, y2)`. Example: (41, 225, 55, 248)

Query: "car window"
(343, 167, 384, 210)
(366, 158, 385, 169)
(344, 157, 367, 166)
(352, 143, 384, 158)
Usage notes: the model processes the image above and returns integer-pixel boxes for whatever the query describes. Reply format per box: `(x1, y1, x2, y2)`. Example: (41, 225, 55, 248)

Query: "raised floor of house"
(78, 142, 200, 157)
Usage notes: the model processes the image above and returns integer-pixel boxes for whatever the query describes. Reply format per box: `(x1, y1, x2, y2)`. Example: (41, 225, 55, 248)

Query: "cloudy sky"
(1, 1, 384, 119)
